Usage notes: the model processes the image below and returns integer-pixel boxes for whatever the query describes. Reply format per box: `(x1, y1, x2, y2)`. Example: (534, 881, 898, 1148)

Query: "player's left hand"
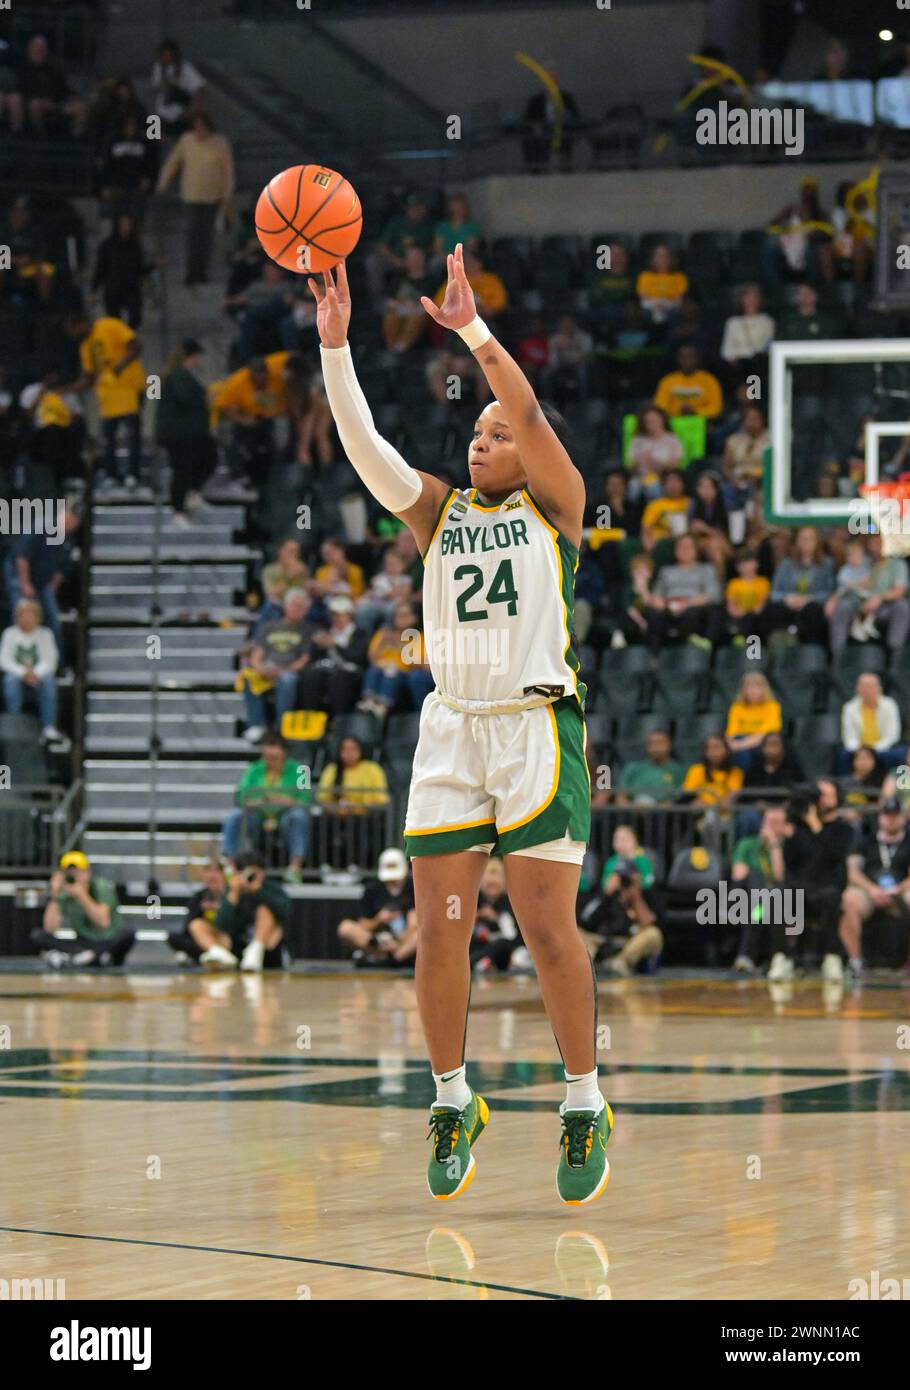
(420, 242, 477, 331)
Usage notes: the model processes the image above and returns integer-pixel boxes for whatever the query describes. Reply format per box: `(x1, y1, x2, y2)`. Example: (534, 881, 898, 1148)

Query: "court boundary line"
(0, 1225, 572, 1300)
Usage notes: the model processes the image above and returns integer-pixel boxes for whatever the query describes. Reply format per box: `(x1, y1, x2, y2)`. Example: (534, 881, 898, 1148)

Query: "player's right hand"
(307, 260, 351, 349)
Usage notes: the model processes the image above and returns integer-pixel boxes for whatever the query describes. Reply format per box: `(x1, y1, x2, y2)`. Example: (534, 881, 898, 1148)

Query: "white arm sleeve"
(320, 344, 423, 512)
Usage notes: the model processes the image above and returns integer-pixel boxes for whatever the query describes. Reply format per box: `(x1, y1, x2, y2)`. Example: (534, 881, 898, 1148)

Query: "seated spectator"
(730, 804, 788, 972)
(150, 38, 207, 138)
(357, 549, 414, 629)
(840, 799, 910, 975)
(635, 243, 688, 324)
(742, 731, 804, 793)
(587, 466, 643, 538)
(544, 314, 593, 405)
(11, 242, 57, 304)
(285, 354, 333, 469)
(432, 191, 482, 262)
(3, 509, 81, 658)
(317, 735, 390, 869)
(224, 260, 293, 359)
(645, 532, 724, 650)
(166, 859, 227, 964)
(615, 728, 685, 804)
(0, 598, 63, 743)
(769, 782, 854, 981)
(516, 316, 551, 386)
(1, 35, 82, 137)
(87, 75, 146, 152)
(683, 734, 744, 808)
(723, 405, 769, 495)
(368, 192, 435, 303)
(641, 468, 689, 547)
(725, 672, 783, 768)
(768, 525, 834, 646)
(620, 551, 656, 646)
(211, 851, 290, 972)
(32, 851, 134, 970)
(426, 344, 491, 405)
(432, 248, 507, 321)
(313, 537, 366, 601)
(776, 282, 841, 340)
(840, 673, 905, 770)
(840, 744, 885, 813)
(720, 283, 774, 384)
(156, 338, 217, 525)
(666, 295, 708, 357)
(831, 176, 874, 285)
(300, 596, 370, 713)
(469, 856, 522, 975)
(358, 601, 433, 718)
(725, 549, 771, 642)
(627, 405, 684, 501)
(578, 825, 663, 976)
(338, 847, 418, 968)
(654, 344, 723, 420)
(827, 532, 910, 655)
(256, 537, 311, 631)
(92, 213, 153, 329)
(222, 730, 312, 881)
(588, 242, 636, 325)
(766, 178, 835, 286)
(239, 588, 318, 742)
(687, 469, 730, 570)
(382, 246, 434, 353)
(19, 371, 84, 478)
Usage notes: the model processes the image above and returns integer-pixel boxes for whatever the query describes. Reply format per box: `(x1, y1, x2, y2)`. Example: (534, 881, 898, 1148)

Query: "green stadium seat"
(831, 645, 887, 698)
(328, 711, 383, 759)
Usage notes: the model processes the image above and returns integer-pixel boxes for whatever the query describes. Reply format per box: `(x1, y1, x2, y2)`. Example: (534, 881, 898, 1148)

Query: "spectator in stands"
(156, 112, 234, 286)
(544, 314, 593, 406)
(742, 731, 804, 793)
(284, 354, 333, 469)
(722, 405, 769, 494)
(212, 850, 289, 972)
(645, 532, 724, 650)
(839, 799, 910, 976)
(213, 351, 288, 482)
(683, 734, 744, 808)
(88, 75, 145, 152)
(766, 178, 835, 286)
(725, 549, 771, 643)
(369, 192, 435, 302)
(222, 730, 312, 882)
(156, 337, 216, 526)
(338, 847, 417, 967)
(816, 36, 854, 81)
(840, 673, 904, 769)
(516, 316, 551, 386)
(257, 537, 310, 630)
(313, 537, 366, 601)
(166, 858, 226, 964)
(768, 525, 834, 645)
(382, 246, 433, 353)
(720, 283, 774, 382)
(19, 370, 84, 479)
(666, 294, 709, 357)
(1, 35, 82, 137)
(358, 600, 433, 718)
(357, 549, 414, 629)
(588, 241, 635, 325)
(827, 532, 910, 654)
(654, 344, 723, 420)
(636, 243, 688, 324)
(316, 735, 390, 868)
(770, 782, 854, 981)
(92, 213, 152, 328)
(730, 804, 788, 972)
(0, 598, 62, 743)
(520, 63, 581, 171)
(151, 39, 207, 138)
(97, 112, 160, 218)
(615, 728, 685, 804)
(225, 260, 293, 361)
(426, 342, 491, 405)
(65, 310, 145, 487)
(33, 850, 134, 970)
(4, 505, 81, 657)
(627, 406, 683, 501)
(832, 176, 875, 285)
(300, 595, 370, 714)
(240, 587, 318, 742)
(470, 857, 522, 975)
(776, 282, 840, 340)
(725, 672, 782, 768)
(840, 745, 885, 814)
(431, 248, 507, 321)
(640, 468, 689, 547)
(687, 470, 730, 570)
(432, 192, 482, 262)
(578, 825, 662, 976)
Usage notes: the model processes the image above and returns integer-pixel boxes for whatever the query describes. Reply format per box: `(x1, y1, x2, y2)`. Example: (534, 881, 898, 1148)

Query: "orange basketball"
(254, 164, 362, 274)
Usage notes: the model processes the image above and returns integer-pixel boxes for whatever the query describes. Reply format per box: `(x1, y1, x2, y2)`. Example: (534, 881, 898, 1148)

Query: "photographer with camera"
(578, 825, 663, 976)
(337, 847, 417, 968)
(769, 779, 855, 982)
(211, 850, 290, 972)
(166, 858, 227, 964)
(33, 851, 134, 969)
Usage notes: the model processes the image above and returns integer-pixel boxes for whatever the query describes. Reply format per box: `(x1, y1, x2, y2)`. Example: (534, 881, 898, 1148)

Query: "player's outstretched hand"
(307, 260, 351, 349)
(420, 242, 477, 332)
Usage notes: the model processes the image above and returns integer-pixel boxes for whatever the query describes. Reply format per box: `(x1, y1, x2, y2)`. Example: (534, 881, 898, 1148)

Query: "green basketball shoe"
(557, 1101, 613, 1205)
(426, 1090, 490, 1201)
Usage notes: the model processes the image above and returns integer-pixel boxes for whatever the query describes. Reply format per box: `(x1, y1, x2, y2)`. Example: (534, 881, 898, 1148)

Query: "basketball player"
(308, 244, 612, 1205)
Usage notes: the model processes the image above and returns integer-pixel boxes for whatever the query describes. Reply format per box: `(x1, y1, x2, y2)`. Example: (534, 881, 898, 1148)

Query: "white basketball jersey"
(421, 486, 584, 705)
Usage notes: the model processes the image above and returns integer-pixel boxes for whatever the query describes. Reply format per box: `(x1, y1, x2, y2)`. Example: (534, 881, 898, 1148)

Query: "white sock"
(432, 1064, 471, 1111)
(562, 1068, 603, 1114)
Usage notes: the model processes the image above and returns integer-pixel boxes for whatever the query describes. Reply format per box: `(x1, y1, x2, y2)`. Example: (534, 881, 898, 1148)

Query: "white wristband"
(456, 315, 492, 351)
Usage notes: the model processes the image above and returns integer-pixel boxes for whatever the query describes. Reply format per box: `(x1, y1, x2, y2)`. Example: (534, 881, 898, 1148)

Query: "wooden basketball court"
(1, 968, 908, 1301)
